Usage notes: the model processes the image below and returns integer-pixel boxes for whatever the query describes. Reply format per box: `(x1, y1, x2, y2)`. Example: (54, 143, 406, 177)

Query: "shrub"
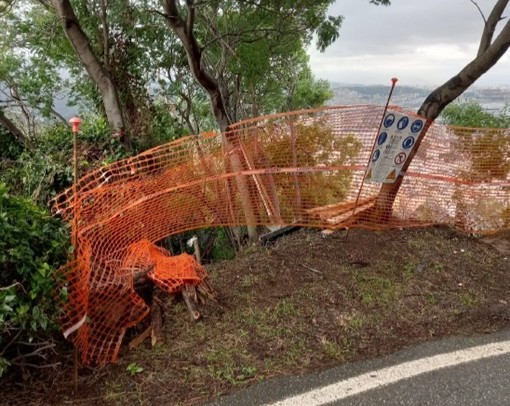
(0, 183, 69, 377)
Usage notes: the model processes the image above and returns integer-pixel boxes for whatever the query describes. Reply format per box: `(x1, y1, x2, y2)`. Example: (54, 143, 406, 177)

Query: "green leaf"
(1, 304, 13, 312)
(38, 263, 50, 277)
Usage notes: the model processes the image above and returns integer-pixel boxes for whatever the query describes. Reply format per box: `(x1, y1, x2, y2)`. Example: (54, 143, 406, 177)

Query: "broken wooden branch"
(150, 295, 163, 346)
(182, 285, 201, 321)
(301, 264, 323, 275)
(305, 196, 377, 229)
(196, 278, 216, 305)
(128, 326, 152, 350)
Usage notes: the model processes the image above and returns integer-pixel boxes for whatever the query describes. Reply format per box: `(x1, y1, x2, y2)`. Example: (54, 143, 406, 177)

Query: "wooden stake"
(182, 285, 201, 321)
(150, 297, 163, 346)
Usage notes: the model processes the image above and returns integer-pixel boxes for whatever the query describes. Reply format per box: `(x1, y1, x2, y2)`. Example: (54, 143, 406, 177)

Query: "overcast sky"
(308, 0, 510, 86)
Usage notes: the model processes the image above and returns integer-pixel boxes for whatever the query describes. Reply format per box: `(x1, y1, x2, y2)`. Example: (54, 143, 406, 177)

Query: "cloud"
(309, 0, 510, 85)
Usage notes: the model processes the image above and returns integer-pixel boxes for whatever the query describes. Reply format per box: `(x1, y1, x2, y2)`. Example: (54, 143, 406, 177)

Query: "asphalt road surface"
(210, 328, 510, 406)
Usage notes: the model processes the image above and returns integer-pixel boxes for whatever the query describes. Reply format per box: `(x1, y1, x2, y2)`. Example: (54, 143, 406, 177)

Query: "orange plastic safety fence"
(51, 105, 510, 365)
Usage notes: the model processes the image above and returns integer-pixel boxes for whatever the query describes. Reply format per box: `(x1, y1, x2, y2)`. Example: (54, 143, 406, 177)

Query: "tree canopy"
(1, 0, 384, 144)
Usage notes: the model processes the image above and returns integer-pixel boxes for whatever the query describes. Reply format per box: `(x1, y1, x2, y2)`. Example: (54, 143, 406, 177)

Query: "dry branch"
(182, 285, 201, 321)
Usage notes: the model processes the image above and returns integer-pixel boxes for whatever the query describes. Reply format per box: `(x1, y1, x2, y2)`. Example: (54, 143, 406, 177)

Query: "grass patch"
(3, 226, 509, 406)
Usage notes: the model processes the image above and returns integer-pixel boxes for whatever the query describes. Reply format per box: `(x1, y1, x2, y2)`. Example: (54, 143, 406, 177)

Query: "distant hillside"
(329, 83, 510, 113)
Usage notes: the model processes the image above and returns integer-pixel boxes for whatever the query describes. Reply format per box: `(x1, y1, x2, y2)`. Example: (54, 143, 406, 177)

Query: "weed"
(403, 262, 418, 279)
(240, 274, 259, 289)
(426, 293, 438, 305)
(126, 362, 144, 376)
(321, 340, 346, 361)
(348, 314, 365, 332)
(284, 338, 307, 366)
(103, 380, 123, 399)
(206, 347, 258, 385)
(242, 244, 258, 256)
(458, 291, 480, 308)
(273, 299, 299, 319)
(238, 366, 258, 381)
(211, 227, 236, 260)
(354, 273, 398, 306)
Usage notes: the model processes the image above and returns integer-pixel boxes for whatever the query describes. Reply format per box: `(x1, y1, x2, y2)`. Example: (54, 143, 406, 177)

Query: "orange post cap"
(69, 117, 82, 133)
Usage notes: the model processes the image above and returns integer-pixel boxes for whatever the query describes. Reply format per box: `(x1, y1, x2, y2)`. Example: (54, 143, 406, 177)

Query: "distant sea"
(329, 83, 509, 115)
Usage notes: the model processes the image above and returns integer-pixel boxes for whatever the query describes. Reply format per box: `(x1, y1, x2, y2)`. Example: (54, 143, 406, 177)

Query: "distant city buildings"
(329, 83, 510, 114)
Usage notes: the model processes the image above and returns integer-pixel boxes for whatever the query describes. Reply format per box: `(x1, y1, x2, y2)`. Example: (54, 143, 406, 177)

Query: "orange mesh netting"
(51, 105, 510, 365)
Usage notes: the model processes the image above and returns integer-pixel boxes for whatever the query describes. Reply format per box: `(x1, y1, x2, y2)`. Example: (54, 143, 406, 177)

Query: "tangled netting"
(51, 105, 510, 365)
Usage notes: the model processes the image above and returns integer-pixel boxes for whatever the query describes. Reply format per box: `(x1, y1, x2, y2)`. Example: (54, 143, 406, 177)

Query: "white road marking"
(270, 340, 510, 406)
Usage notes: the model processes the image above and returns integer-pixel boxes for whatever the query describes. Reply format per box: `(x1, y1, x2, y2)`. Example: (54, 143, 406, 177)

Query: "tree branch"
(0, 0, 15, 15)
(51, 107, 68, 124)
(476, 0, 509, 56)
(9, 342, 56, 363)
(186, 0, 195, 37)
(0, 109, 32, 148)
(470, 0, 487, 23)
(0, 329, 22, 357)
(100, 0, 110, 70)
(0, 282, 21, 291)
(419, 15, 510, 120)
(375, 5, 510, 223)
(50, 0, 126, 137)
(163, 0, 231, 129)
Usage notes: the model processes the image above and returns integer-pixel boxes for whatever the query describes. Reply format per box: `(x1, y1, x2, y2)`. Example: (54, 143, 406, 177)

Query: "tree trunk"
(51, 0, 127, 143)
(0, 109, 32, 149)
(373, 7, 510, 222)
(163, 0, 257, 240)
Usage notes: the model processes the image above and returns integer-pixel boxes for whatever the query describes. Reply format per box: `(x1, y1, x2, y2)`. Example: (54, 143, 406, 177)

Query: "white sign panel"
(365, 110, 425, 183)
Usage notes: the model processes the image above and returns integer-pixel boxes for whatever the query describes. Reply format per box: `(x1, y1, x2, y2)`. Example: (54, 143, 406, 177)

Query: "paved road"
(210, 329, 510, 406)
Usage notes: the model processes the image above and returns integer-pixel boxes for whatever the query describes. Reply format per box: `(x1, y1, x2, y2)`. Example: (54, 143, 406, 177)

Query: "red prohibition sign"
(394, 152, 407, 165)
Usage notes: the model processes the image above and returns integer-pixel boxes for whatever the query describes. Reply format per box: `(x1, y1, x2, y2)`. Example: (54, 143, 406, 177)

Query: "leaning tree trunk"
(373, 1, 510, 222)
(0, 109, 32, 149)
(51, 0, 127, 144)
(163, 0, 258, 240)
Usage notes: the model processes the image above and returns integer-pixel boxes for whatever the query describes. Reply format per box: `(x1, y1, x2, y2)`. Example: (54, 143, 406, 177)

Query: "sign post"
(346, 78, 398, 238)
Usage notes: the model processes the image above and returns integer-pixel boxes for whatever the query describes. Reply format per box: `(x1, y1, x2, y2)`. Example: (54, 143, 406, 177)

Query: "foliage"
(441, 101, 510, 230)
(0, 116, 130, 205)
(210, 228, 236, 260)
(264, 119, 362, 213)
(286, 61, 334, 111)
(0, 183, 69, 377)
(0, 0, 374, 143)
(126, 362, 144, 375)
(0, 126, 23, 161)
(183, 1, 343, 123)
(441, 101, 510, 182)
(441, 101, 510, 128)
(0, 4, 68, 137)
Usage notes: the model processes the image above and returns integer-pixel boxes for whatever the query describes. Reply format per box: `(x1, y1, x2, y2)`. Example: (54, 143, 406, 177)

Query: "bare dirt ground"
(2, 226, 510, 405)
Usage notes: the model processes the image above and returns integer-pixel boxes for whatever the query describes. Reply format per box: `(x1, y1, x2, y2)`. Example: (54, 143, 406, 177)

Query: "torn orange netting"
(51, 105, 510, 365)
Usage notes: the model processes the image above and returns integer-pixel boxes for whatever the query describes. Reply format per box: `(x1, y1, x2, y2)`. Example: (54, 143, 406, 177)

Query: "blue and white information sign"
(365, 110, 425, 184)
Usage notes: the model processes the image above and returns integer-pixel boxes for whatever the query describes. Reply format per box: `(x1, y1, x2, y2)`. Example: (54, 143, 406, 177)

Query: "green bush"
(0, 183, 69, 377)
(0, 116, 128, 205)
(441, 101, 510, 128)
(441, 101, 510, 182)
(0, 126, 23, 161)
